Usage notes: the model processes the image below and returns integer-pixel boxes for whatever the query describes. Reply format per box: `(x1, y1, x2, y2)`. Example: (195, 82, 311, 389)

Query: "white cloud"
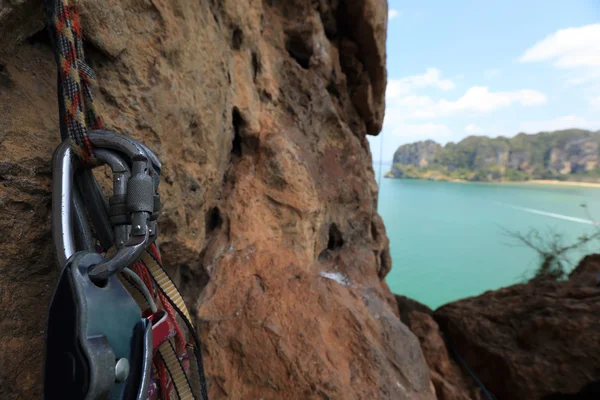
(398, 95, 434, 106)
(518, 115, 600, 133)
(388, 9, 400, 20)
(386, 68, 455, 99)
(589, 97, 600, 109)
(565, 71, 600, 86)
(519, 24, 600, 69)
(391, 123, 453, 139)
(439, 87, 546, 113)
(484, 69, 501, 79)
(465, 124, 484, 134)
(387, 86, 547, 119)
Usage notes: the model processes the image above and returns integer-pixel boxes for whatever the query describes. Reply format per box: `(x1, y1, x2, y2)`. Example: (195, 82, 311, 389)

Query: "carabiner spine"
(52, 141, 76, 269)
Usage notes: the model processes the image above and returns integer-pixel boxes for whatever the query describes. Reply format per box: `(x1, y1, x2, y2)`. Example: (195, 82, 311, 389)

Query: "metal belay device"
(45, 131, 161, 399)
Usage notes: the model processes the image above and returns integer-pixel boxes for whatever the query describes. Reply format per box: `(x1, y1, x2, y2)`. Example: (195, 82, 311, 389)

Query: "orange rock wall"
(0, 1, 436, 398)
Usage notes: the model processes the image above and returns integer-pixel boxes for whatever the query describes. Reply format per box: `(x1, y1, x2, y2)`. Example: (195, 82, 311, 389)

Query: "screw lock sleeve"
(127, 174, 154, 213)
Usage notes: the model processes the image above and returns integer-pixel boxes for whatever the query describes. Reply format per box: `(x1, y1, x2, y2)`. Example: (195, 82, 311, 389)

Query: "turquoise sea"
(375, 165, 600, 309)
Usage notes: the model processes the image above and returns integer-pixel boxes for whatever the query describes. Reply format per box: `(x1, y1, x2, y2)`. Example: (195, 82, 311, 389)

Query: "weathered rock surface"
(392, 140, 442, 168)
(0, 1, 436, 399)
(396, 295, 484, 400)
(435, 255, 600, 400)
(547, 137, 599, 174)
(388, 129, 600, 182)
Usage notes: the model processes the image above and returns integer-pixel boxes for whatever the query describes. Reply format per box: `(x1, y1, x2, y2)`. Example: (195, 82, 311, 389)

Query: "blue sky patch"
(369, 0, 600, 162)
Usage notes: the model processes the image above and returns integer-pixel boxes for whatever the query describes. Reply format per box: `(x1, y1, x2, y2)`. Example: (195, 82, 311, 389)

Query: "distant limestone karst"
(387, 129, 600, 182)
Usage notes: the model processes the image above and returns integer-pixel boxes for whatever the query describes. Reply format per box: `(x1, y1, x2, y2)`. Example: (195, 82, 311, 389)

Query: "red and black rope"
(45, 0, 101, 164)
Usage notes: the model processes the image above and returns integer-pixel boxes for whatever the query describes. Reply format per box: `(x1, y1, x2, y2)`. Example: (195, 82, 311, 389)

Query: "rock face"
(396, 296, 485, 400)
(508, 150, 531, 171)
(388, 130, 600, 182)
(435, 255, 600, 400)
(547, 137, 599, 174)
(0, 1, 436, 399)
(471, 141, 509, 170)
(393, 140, 442, 168)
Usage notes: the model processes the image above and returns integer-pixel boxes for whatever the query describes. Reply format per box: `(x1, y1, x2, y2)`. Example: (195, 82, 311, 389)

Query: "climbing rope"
(45, 0, 101, 163)
(43, 1, 209, 399)
(376, 127, 385, 209)
(443, 334, 495, 400)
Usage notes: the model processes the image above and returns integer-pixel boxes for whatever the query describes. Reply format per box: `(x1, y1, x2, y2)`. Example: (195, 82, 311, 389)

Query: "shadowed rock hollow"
(0, 0, 436, 399)
(395, 295, 485, 400)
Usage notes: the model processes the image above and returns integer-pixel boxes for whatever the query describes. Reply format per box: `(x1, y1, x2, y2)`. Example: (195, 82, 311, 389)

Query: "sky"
(368, 0, 600, 162)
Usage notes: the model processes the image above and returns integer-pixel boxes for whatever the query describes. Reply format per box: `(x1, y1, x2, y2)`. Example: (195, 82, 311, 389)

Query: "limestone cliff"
(0, 0, 436, 399)
(393, 140, 442, 168)
(388, 129, 600, 182)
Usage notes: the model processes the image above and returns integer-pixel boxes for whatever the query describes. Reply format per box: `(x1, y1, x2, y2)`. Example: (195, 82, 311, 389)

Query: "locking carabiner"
(47, 139, 153, 400)
(81, 130, 160, 281)
(95, 148, 132, 248)
(51, 139, 154, 279)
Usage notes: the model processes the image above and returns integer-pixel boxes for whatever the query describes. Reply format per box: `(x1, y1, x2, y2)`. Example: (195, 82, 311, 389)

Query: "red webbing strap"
(142, 245, 209, 400)
(121, 269, 190, 400)
(142, 310, 175, 350)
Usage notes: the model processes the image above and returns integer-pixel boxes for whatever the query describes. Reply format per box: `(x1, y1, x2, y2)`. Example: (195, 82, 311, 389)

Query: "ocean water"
(375, 166, 600, 309)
